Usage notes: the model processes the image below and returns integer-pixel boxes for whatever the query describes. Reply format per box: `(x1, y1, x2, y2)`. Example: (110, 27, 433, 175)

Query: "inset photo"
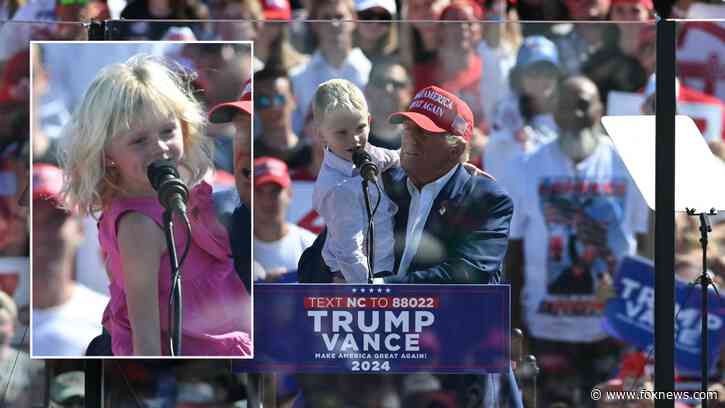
(31, 41, 254, 358)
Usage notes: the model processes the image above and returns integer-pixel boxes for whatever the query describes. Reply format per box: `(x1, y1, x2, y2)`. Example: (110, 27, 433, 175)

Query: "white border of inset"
(29, 40, 255, 359)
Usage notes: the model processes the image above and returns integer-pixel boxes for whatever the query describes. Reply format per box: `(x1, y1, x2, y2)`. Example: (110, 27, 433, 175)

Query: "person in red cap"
(382, 84, 513, 284)
(412, 0, 486, 133)
(384, 85, 520, 405)
(299, 83, 521, 405)
(252, 157, 315, 282)
(208, 78, 254, 292)
(608, 0, 655, 79)
(255, 0, 309, 72)
(302, 82, 513, 284)
(31, 163, 109, 357)
(208, 0, 262, 42)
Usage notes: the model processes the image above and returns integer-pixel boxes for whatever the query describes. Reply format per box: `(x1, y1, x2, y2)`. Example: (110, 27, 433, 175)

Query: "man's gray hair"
(445, 134, 470, 163)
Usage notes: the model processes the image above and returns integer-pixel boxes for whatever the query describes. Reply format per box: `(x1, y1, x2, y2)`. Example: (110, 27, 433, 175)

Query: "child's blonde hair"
(312, 79, 368, 125)
(59, 55, 213, 217)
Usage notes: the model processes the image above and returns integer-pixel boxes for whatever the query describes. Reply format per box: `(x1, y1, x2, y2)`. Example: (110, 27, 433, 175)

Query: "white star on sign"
(352, 288, 357, 293)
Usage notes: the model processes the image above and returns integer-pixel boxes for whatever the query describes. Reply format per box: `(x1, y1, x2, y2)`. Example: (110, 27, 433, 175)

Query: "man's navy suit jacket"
(298, 163, 514, 284)
(381, 163, 514, 284)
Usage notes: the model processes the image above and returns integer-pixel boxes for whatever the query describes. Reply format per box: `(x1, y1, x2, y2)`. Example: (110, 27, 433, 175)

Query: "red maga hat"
(261, 0, 292, 20)
(439, 0, 484, 21)
(32, 163, 64, 203)
(208, 79, 252, 123)
(611, 0, 653, 10)
(388, 85, 474, 142)
(254, 157, 291, 188)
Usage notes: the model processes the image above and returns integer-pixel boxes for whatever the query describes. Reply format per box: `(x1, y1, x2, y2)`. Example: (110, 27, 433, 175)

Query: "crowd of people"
(0, 0, 724, 406)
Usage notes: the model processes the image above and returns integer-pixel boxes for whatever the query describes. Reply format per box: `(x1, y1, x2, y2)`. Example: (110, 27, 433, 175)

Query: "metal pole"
(654, 17, 676, 408)
(84, 360, 103, 408)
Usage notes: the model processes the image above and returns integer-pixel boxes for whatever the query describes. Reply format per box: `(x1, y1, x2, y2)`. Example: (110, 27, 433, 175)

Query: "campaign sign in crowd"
(604, 256, 725, 372)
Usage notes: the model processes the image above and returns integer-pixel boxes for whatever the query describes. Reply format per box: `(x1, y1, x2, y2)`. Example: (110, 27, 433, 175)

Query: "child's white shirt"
(313, 145, 400, 283)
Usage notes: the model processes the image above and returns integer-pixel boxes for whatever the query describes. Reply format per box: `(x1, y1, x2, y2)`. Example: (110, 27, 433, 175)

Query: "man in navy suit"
(380, 85, 513, 284)
(383, 85, 521, 407)
(300, 85, 514, 284)
(299, 85, 522, 406)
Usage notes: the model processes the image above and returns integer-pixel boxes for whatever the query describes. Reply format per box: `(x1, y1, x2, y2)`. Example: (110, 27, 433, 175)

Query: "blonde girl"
(60, 55, 251, 356)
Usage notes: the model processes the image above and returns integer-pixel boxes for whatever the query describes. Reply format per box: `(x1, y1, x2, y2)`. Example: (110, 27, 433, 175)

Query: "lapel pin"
(438, 202, 448, 216)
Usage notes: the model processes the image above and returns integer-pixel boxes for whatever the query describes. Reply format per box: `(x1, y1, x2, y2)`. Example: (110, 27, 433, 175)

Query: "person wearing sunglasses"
(354, 0, 400, 65)
(364, 60, 414, 149)
(253, 67, 312, 172)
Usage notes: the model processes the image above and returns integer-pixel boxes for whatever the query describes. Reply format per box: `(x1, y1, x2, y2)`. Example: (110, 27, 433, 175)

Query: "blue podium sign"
(604, 256, 725, 373)
(235, 284, 510, 373)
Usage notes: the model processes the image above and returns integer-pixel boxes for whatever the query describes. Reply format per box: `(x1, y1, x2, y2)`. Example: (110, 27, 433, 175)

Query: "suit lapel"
(382, 168, 411, 273)
(411, 164, 471, 269)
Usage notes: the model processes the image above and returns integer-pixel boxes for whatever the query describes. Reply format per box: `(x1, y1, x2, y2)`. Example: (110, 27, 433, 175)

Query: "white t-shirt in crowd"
(75, 215, 110, 296)
(32, 284, 109, 356)
(289, 48, 371, 134)
(253, 224, 316, 281)
(477, 41, 516, 124)
(509, 137, 649, 343)
(485, 95, 558, 195)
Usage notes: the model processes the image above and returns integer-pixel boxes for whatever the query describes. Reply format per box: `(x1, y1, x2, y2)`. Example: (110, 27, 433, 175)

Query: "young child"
(59, 55, 252, 356)
(312, 79, 399, 283)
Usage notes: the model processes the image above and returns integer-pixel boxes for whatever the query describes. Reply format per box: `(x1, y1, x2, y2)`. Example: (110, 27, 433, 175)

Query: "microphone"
(147, 160, 189, 214)
(352, 146, 379, 182)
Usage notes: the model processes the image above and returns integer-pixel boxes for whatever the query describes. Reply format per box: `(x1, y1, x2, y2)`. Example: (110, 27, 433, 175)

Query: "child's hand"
(462, 162, 496, 181)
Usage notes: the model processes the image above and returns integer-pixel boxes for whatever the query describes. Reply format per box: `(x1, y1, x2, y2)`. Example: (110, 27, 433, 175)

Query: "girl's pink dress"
(98, 181, 252, 356)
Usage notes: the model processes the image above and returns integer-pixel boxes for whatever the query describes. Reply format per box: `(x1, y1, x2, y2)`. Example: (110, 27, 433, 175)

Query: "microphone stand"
(163, 209, 183, 356)
(361, 179, 374, 284)
(685, 207, 720, 407)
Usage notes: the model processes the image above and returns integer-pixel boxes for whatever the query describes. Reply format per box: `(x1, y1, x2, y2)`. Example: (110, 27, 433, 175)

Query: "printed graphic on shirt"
(538, 176, 630, 317)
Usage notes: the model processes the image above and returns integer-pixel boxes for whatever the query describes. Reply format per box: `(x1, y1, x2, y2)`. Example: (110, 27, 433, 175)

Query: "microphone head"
(352, 146, 372, 169)
(147, 160, 180, 190)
